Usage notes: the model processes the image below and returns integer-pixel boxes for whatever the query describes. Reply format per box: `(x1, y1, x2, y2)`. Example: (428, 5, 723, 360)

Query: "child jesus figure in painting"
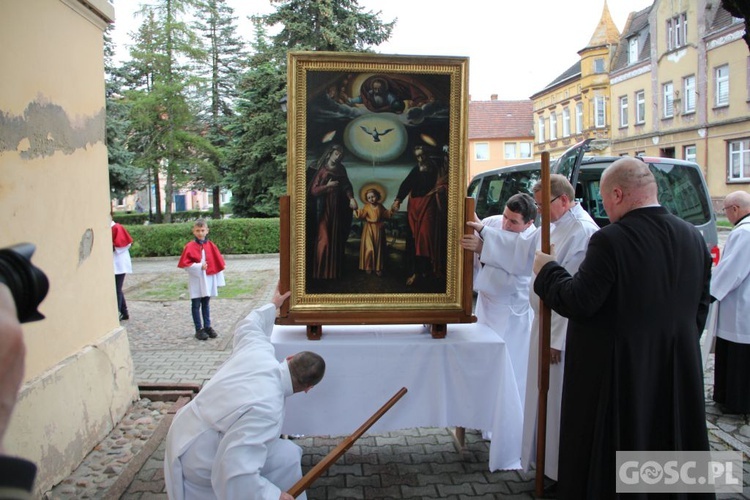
(353, 188, 392, 276)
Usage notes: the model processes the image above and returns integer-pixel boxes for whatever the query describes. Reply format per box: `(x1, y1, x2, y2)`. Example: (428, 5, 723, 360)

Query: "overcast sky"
(110, 0, 653, 101)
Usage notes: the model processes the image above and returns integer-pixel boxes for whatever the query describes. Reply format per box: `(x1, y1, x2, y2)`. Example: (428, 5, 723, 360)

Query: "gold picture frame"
(278, 51, 474, 338)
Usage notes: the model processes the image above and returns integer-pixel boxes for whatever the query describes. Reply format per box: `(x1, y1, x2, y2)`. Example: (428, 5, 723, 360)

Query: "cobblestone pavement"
(51, 230, 750, 498)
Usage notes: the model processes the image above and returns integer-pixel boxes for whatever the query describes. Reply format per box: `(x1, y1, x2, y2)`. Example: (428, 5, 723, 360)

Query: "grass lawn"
(128, 271, 266, 301)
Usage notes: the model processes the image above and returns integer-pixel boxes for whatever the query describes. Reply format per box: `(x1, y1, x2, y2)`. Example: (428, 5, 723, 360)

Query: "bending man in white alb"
(164, 286, 325, 500)
(461, 193, 538, 403)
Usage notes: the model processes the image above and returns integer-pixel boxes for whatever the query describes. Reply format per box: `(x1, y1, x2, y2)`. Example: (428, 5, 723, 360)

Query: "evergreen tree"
(228, 0, 394, 217)
(125, 1, 213, 223)
(193, 0, 247, 219)
(105, 27, 140, 201)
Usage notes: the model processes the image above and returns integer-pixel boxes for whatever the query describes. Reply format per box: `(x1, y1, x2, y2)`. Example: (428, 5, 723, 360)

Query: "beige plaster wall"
(0, 0, 138, 495)
(467, 138, 534, 180)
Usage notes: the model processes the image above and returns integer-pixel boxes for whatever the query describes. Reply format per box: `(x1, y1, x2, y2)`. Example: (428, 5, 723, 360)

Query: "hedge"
(113, 209, 226, 225)
(125, 218, 280, 257)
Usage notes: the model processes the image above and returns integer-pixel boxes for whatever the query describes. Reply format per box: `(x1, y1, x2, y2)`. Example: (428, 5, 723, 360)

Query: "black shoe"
(195, 328, 209, 341)
(204, 327, 218, 338)
(119, 313, 129, 321)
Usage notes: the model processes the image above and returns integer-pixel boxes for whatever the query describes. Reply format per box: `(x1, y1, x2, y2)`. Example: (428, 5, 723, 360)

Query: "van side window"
(584, 180, 609, 226)
(487, 179, 503, 204)
(468, 178, 481, 200)
(649, 163, 712, 225)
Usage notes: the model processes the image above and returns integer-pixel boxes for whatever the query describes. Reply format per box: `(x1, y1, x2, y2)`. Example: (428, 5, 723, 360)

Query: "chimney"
(491, 94, 498, 101)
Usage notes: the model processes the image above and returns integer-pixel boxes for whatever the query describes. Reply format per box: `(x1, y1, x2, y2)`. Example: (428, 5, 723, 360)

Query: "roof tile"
(468, 100, 534, 140)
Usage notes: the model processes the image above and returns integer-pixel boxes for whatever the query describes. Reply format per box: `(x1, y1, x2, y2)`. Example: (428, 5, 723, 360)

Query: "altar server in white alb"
(164, 286, 326, 500)
(111, 219, 133, 321)
(461, 193, 538, 404)
(711, 190, 750, 414)
(521, 174, 598, 487)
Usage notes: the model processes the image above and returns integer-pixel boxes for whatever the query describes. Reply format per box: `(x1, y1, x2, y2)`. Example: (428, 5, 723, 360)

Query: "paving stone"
(437, 482, 475, 496)
(326, 486, 365, 499)
(346, 474, 381, 488)
(474, 480, 513, 495)
(400, 484, 438, 497)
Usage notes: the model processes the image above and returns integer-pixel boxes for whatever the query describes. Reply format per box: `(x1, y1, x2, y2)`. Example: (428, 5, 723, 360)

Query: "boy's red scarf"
(112, 223, 133, 248)
(178, 239, 226, 275)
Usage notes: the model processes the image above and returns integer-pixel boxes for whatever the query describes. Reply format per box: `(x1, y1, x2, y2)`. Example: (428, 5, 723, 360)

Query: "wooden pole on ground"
(287, 387, 408, 498)
(535, 152, 552, 498)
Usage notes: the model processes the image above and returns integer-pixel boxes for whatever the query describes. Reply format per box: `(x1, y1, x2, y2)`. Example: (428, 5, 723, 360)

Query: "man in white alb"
(521, 174, 598, 490)
(164, 286, 325, 500)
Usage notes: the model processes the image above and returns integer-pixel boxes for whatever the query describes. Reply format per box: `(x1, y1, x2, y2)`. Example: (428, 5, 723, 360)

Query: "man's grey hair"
(290, 351, 326, 388)
(531, 174, 575, 200)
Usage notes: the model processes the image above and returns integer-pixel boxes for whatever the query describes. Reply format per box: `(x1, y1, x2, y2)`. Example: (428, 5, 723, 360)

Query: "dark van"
(468, 140, 720, 264)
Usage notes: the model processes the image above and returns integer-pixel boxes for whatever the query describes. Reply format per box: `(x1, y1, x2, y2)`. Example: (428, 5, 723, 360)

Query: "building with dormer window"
(610, 0, 749, 205)
(531, 2, 621, 160)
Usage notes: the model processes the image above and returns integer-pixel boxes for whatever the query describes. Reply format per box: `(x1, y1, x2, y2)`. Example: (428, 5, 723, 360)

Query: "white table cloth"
(271, 322, 523, 471)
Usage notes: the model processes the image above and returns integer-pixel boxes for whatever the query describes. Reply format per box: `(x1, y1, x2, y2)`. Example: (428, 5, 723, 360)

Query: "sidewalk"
(48, 253, 749, 499)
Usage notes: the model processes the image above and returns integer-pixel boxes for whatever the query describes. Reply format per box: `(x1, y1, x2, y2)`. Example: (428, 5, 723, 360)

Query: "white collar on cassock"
(279, 360, 294, 398)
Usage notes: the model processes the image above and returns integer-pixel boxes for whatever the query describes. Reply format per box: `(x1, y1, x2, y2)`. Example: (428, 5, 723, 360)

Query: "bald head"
(600, 157, 659, 222)
(723, 190, 750, 225)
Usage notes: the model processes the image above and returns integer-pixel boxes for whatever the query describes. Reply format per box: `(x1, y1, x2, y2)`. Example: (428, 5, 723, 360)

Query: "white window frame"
(628, 37, 639, 65)
(635, 90, 646, 124)
(550, 113, 558, 140)
(667, 13, 687, 50)
(683, 75, 696, 113)
(562, 107, 571, 137)
(504, 142, 517, 159)
(594, 96, 606, 128)
(575, 102, 583, 133)
(684, 145, 696, 163)
(619, 96, 629, 127)
(715, 65, 729, 107)
(594, 58, 605, 74)
(538, 116, 545, 144)
(519, 142, 532, 159)
(728, 139, 750, 181)
(474, 142, 489, 161)
(663, 82, 674, 118)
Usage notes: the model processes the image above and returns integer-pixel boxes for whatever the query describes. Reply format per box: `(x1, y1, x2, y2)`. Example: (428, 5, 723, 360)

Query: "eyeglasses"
(724, 205, 738, 211)
(535, 195, 561, 209)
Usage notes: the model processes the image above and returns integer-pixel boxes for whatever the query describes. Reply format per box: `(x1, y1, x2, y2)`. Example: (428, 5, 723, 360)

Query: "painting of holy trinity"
(286, 52, 469, 315)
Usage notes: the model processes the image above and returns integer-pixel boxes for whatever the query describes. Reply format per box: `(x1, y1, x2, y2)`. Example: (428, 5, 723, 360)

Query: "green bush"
(113, 209, 226, 225)
(113, 212, 150, 225)
(126, 218, 279, 257)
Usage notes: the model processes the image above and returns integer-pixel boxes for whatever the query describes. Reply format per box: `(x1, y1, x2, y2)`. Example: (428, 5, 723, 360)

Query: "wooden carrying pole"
(287, 387, 408, 498)
(535, 152, 553, 498)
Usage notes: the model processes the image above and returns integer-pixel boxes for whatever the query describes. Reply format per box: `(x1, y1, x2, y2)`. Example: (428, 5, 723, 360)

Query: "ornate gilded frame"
(278, 51, 473, 337)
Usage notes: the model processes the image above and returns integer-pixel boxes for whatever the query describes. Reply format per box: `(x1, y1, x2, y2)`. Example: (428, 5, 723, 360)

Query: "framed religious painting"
(278, 51, 474, 339)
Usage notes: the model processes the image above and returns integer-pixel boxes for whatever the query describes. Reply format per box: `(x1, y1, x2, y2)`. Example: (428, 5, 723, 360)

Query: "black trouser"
(115, 273, 128, 316)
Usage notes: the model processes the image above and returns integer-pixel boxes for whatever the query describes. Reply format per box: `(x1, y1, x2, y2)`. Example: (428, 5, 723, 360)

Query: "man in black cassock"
(532, 157, 713, 499)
